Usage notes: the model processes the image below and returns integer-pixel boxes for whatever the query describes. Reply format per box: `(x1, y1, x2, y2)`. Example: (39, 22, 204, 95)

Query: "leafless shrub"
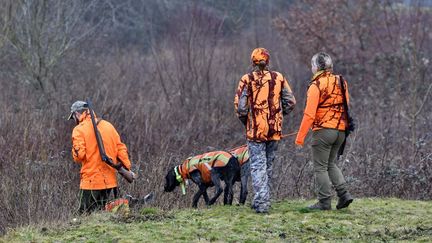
(5, 0, 105, 97)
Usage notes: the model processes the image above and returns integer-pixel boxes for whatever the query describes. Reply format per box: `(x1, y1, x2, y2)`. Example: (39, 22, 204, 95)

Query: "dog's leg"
(208, 170, 223, 205)
(191, 172, 207, 208)
(224, 171, 236, 205)
(239, 162, 250, 204)
(192, 189, 202, 208)
(239, 174, 248, 204)
(202, 189, 210, 205)
(223, 182, 233, 205)
(223, 157, 241, 205)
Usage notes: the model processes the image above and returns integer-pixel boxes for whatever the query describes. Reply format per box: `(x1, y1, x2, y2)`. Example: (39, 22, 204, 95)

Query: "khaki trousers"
(311, 129, 347, 200)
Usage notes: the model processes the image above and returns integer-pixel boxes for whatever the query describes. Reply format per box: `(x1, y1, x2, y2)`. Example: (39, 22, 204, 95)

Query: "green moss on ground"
(2, 198, 432, 242)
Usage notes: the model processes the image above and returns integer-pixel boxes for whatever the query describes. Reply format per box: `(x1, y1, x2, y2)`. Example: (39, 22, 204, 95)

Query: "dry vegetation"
(0, 0, 431, 234)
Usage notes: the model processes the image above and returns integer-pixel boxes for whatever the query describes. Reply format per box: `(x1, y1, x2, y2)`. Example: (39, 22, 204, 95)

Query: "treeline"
(0, 0, 431, 234)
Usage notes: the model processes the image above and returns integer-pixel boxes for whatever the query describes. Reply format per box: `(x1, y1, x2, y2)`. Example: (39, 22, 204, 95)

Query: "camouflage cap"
(67, 100, 88, 120)
(251, 48, 270, 65)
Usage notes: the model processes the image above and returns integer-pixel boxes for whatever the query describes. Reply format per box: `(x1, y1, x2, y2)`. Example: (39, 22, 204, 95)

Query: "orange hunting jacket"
(234, 70, 296, 142)
(295, 71, 350, 145)
(178, 151, 233, 184)
(72, 113, 131, 190)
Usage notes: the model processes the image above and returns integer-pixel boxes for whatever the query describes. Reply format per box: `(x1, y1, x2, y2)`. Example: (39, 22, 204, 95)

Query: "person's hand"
(295, 144, 303, 153)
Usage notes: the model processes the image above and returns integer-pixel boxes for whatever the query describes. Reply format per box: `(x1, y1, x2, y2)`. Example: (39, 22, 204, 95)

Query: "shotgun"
(86, 98, 135, 183)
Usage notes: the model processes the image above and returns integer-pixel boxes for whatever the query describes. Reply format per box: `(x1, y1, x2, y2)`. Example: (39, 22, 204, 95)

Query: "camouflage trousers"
(247, 140, 278, 212)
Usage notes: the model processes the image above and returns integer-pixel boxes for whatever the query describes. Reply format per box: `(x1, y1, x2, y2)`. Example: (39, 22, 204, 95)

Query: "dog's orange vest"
(178, 151, 233, 184)
(230, 145, 249, 166)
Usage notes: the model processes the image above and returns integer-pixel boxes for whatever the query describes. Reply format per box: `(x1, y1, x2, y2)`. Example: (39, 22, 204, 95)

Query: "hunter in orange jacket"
(234, 48, 296, 213)
(294, 52, 354, 211)
(295, 70, 350, 146)
(71, 106, 131, 190)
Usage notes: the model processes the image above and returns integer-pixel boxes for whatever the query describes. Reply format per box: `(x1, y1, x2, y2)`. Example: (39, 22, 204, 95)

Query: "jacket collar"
(174, 165, 186, 195)
(312, 69, 335, 81)
(78, 111, 100, 124)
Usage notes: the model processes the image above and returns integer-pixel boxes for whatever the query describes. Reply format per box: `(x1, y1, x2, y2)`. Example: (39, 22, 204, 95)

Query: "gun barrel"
(86, 98, 107, 159)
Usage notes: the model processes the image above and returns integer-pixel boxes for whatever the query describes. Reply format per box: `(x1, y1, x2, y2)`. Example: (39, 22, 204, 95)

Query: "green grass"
(2, 198, 432, 242)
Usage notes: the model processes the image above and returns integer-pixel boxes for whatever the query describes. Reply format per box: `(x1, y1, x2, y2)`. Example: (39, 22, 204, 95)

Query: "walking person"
(295, 52, 354, 210)
(68, 100, 132, 213)
(234, 48, 296, 213)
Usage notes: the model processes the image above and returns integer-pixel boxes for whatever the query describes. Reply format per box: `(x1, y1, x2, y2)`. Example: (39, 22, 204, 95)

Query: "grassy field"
(2, 198, 432, 242)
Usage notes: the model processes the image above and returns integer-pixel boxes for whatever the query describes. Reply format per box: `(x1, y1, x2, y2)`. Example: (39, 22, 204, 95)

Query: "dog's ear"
(165, 166, 175, 180)
(166, 166, 174, 173)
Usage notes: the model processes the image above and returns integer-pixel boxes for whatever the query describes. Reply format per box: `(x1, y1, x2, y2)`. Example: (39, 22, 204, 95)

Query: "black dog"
(164, 151, 240, 208)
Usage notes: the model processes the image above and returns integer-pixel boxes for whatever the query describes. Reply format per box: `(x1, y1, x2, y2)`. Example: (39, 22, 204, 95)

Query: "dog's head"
(164, 166, 180, 192)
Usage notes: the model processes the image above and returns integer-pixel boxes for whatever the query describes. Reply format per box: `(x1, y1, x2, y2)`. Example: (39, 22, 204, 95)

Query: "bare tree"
(6, 0, 104, 95)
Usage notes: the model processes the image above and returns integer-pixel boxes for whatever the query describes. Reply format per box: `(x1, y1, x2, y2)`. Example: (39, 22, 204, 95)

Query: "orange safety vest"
(295, 71, 350, 145)
(105, 198, 129, 213)
(311, 71, 349, 130)
(177, 151, 233, 184)
(230, 145, 249, 166)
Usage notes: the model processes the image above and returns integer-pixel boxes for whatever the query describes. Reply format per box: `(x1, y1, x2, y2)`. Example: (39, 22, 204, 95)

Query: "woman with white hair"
(295, 52, 354, 210)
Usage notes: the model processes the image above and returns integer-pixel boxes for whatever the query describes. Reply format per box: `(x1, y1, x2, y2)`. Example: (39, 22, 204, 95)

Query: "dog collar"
(174, 166, 186, 195)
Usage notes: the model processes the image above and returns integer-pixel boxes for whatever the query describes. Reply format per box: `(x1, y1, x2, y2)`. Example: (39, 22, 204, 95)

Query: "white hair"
(311, 52, 333, 74)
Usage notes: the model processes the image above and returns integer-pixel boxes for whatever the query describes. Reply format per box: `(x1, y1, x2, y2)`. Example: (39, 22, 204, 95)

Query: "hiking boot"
(255, 208, 269, 214)
(253, 204, 269, 214)
(336, 192, 353, 209)
(307, 199, 331, 210)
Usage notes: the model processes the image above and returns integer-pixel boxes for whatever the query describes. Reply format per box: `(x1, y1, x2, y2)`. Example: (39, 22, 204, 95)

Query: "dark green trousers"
(78, 187, 118, 214)
(311, 129, 347, 200)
